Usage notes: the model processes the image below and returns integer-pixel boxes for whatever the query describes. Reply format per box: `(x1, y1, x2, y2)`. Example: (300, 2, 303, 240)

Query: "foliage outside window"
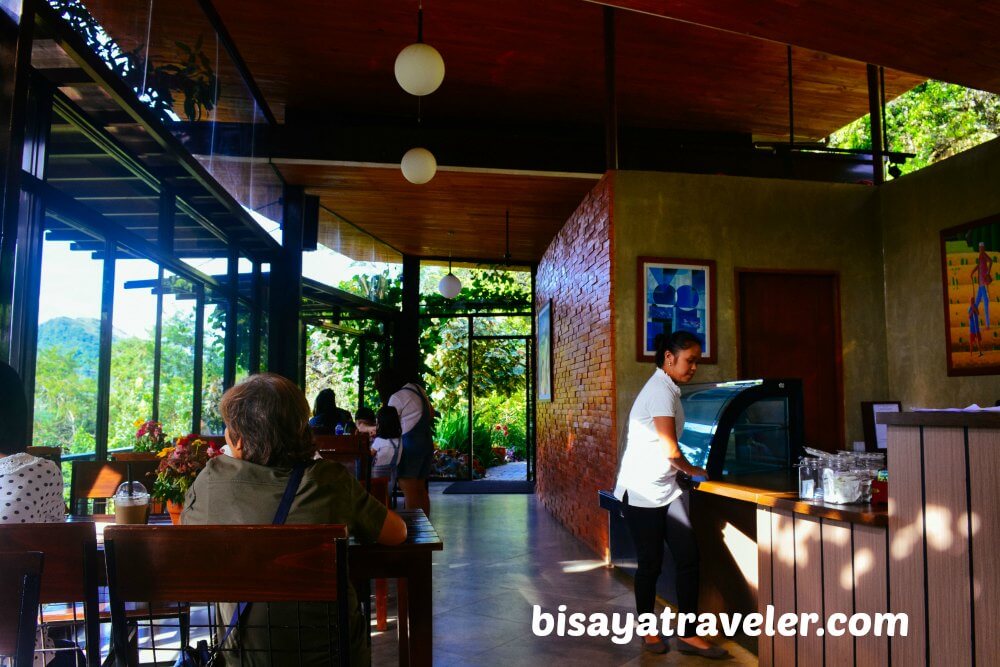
(828, 79, 1000, 177)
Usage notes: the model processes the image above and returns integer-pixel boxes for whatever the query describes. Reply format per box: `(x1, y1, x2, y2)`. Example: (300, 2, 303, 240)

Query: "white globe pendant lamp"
(394, 5, 445, 97)
(438, 238, 462, 299)
(438, 270, 462, 299)
(401, 147, 436, 184)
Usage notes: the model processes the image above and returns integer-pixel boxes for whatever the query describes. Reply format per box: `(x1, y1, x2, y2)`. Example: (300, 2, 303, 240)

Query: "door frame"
(734, 268, 845, 450)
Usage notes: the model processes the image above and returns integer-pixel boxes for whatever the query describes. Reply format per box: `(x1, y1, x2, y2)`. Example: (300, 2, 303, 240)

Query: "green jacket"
(182, 455, 387, 666)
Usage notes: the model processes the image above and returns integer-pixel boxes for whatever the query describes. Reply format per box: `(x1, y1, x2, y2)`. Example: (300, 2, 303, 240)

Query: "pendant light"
(395, 2, 445, 97)
(438, 232, 462, 299)
(401, 146, 437, 184)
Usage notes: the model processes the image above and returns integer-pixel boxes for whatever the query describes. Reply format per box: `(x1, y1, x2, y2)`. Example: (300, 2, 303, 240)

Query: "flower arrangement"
(133, 419, 167, 453)
(150, 435, 222, 505)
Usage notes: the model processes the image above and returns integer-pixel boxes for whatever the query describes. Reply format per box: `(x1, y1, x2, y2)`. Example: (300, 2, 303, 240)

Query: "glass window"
(305, 324, 360, 416)
(420, 317, 469, 479)
(158, 272, 196, 437)
(236, 300, 251, 384)
(201, 287, 226, 435)
(419, 263, 531, 314)
(33, 220, 104, 468)
(107, 253, 159, 452)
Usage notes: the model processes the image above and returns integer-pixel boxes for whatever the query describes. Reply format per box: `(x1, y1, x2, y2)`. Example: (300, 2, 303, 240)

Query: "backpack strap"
(218, 463, 308, 649)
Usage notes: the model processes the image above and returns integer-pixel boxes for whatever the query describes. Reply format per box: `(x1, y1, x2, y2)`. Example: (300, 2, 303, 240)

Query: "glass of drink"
(113, 481, 150, 525)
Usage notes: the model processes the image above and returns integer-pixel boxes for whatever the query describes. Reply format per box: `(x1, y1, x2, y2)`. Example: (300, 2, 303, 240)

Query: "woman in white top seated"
(612, 331, 728, 659)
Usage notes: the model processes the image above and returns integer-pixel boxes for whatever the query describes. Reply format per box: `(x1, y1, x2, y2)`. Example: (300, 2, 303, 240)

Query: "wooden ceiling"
(275, 162, 599, 263)
(592, 0, 1000, 94)
(78, 0, 993, 261)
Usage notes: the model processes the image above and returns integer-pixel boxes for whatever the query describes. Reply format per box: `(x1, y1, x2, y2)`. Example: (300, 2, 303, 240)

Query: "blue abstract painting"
(639, 259, 713, 361)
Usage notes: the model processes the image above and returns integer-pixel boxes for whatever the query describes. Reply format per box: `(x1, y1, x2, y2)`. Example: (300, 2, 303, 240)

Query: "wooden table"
(69, 510, 443, 667)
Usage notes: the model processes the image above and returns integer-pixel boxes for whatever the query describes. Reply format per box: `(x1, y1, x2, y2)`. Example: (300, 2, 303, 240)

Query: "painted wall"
(535, 175, 616, 558)
(612, 171, 889, 449)
(881, 137, 1000, 407)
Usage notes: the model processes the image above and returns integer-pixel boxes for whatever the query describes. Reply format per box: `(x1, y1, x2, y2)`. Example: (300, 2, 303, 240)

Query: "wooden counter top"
(877, 411, 1000, 428)
(691, 471, 888, 527)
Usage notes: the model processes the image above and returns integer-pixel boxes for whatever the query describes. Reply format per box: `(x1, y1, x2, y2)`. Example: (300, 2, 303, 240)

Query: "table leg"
(397, 579, 409, 667)
(406, 557, 433, 667)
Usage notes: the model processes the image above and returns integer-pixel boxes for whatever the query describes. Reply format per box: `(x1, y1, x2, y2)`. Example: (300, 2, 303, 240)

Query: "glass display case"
(679, 378, 804, 477)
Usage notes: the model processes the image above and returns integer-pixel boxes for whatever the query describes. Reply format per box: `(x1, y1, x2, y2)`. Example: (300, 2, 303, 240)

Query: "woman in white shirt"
(374, 369, 434, 516)
(613, 331, 728, 659)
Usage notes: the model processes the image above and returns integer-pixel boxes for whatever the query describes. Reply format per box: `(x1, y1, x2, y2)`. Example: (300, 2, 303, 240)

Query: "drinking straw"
(127, 463, 134, 497)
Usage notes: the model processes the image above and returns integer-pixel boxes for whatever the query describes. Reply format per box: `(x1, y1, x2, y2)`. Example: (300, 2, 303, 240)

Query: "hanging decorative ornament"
(394, 3, 445, 96)
(438, 236, 462, 299)
(401, 147, 437, 184)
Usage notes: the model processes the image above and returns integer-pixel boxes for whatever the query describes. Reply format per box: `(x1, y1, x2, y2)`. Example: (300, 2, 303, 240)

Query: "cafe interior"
(1, 0, 999, 665)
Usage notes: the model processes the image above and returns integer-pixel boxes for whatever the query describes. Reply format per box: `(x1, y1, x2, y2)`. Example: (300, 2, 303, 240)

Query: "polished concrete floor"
(370, 484, 757, 666)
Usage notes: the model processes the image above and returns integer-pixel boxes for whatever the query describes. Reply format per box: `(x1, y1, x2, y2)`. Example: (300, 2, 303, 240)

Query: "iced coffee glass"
(113, 481, 150, 525)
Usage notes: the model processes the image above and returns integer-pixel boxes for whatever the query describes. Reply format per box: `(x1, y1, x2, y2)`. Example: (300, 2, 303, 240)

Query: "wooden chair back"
(26, 446, 62, 467)
(313, 433, 368, 453)
(0, 551, 43, 667)
(317, 450, 371, 490)
(0, 524, 101, 666)
(69, 460, 159, 514)
(105, 525, 351, 666)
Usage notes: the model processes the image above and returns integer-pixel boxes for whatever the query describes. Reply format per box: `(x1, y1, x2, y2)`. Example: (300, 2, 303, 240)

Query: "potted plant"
(151, 435, 222, 524)
(114, 419, 168, 461)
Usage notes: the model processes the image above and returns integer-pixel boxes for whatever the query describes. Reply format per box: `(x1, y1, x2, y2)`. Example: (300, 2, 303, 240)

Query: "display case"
(679, 378, 804, 477)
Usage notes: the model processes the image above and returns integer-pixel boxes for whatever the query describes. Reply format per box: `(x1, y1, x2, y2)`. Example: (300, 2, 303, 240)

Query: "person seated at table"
(0, 360, 63, 524)
(309, 388, 355, 434)
(369, 406, 403, 483)
(182, 373, 406, 666)
(1, 361, 81, 667)
(354, 406, 376, 433)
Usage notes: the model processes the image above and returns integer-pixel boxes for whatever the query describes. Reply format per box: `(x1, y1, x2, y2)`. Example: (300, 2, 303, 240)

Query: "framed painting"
(637, 257, 716, 363)
(941, 216, 1000, 375)
(537, 300, 553, 401)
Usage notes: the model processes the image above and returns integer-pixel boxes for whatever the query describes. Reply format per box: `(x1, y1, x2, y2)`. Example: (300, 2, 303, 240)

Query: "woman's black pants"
(622, 492, 700, 634)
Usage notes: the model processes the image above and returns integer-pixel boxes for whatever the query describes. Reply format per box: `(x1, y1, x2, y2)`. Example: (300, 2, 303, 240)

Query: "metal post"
(192, 283, 205, 434)
(398, 255, 421, 380)
(0, 3, 34, 361)
(466, 315, 474, 482)
(268, 185, 303, 383)
(529, 265, 537, 482)
(866, 64, 885, 185)
(603, 6, 618, 171)
(223, 243, 238, 389)
(249, 261, 261, 373)
(10, 79, 51, 439)
(151, 267, 163, 421)
(358, 336, 367, 411)
(94, 239, 116, 460)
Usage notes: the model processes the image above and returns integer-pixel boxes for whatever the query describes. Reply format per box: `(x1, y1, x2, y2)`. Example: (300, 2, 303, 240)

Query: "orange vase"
(166, 500, 183, 525)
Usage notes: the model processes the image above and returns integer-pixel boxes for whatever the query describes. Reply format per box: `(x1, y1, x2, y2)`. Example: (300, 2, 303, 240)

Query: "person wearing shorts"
(376, 368, 434, 516)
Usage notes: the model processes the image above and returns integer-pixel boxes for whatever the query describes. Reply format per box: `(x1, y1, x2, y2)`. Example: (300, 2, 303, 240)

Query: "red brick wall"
(535, 174, 615, 558)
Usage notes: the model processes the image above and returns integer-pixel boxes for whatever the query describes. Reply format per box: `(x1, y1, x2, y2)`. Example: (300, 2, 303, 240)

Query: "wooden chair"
(0, 523, 101, 666)
(105, 525, 351, 667)
(69, 460, 160, 515)
(26, 446, 62, 467)
(0, 551, 43, 667)
(313, 433, 369, 453)
(314, 436, 372, 491)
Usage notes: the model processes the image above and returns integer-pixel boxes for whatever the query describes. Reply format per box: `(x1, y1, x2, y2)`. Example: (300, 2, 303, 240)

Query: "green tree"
(829, 80, 1000, 176)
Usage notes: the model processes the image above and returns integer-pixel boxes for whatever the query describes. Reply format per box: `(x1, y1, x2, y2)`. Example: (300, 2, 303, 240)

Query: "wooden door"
(737, 271, 844, 452)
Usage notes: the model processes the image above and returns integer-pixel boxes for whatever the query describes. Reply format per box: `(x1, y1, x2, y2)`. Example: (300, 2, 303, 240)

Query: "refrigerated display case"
(678, 378, 805, 478)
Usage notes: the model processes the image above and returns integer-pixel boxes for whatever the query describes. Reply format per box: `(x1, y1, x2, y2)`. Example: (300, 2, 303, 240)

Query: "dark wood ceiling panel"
(592, 0, 1000, 93)
(275, 163, 599, 263)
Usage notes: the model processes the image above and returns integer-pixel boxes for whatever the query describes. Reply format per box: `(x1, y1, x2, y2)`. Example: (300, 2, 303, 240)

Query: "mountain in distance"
(37, 316, 103, 375)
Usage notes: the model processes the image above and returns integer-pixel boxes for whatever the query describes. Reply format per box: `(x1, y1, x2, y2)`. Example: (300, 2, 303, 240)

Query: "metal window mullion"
(152, 266, 163, 422)
(249, 261, 261, 373)
(223, 244, 238, 389)
(192, 283, 205, 434)
(94, 240, 116, 460)
(466, 315, 473, 482)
